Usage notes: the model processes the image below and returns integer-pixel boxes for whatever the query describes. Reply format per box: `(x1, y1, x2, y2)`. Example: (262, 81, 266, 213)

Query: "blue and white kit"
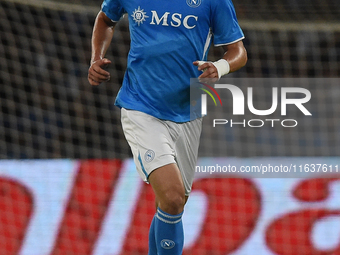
(102, 0, 244, 122)
(102, 0, 244, 190)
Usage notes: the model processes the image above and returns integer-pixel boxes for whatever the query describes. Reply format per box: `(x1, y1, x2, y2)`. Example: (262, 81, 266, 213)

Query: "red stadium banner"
(0, 159, 339, 255)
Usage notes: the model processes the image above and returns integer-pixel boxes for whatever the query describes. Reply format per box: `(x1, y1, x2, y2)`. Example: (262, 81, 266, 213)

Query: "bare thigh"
(149, 163, 186, 215)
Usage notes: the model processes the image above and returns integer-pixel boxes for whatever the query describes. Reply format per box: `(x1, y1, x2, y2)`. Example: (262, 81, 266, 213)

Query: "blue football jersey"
(102, 0, 244, 122)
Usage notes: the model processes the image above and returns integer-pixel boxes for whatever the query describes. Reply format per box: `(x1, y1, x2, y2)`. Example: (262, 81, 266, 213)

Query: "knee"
(159, 191, 185, 215)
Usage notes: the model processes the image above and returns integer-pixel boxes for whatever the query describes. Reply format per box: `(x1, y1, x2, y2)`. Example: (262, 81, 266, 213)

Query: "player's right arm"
(88, 11, 116, 86)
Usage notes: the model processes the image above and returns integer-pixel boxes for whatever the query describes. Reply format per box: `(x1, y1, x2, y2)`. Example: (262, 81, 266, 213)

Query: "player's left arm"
(193, 40, 247, 79)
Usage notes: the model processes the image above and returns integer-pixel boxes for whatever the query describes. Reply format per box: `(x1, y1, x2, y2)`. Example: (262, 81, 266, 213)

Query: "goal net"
(0, 0, 340, 254)
(1, 0, 340, 159)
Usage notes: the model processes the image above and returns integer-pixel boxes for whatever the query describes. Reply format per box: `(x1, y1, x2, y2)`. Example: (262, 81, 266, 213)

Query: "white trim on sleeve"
(214, 36, 245, 47)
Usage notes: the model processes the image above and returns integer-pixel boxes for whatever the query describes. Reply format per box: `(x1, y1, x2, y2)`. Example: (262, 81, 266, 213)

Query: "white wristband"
(197, 59, 230, 79)
(212, 59, 230, 79)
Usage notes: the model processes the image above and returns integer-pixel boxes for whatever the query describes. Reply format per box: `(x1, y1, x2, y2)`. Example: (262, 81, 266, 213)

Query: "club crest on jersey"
(132, 6, 149, 26)
(186, 0, 201, 8)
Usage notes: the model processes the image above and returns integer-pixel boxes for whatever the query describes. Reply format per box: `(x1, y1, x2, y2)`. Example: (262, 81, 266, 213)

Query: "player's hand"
(193, 61, 219, 80)
(88, 58, 111, 86)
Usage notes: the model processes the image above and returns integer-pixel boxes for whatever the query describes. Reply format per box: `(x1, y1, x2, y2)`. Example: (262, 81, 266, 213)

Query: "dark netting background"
(0, 0, 339, 159)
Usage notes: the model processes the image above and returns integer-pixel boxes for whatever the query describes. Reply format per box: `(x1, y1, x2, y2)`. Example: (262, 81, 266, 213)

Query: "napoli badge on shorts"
(144, 150, 155, 162)
(186, 0, 201, 8)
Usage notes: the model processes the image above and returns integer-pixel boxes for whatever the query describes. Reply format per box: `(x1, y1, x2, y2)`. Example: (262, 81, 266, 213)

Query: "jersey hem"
(117, 103, 200, 123)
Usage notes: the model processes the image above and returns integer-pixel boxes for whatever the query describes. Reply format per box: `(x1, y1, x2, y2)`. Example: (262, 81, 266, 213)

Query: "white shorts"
(121, 108, 202, 196)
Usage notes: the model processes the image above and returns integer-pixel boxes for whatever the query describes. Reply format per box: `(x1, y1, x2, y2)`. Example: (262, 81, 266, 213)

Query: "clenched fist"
(88, 58, 111, 86)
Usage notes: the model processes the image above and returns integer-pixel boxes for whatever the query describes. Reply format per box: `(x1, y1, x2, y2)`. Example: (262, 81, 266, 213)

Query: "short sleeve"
(211, 0, 244, 46)
(101, 0, 125, 22)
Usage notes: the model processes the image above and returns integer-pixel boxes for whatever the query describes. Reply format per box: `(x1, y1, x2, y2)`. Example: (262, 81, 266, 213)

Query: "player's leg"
(148, 116, 202, 255)
(149, 195, 189, 255)
(148, 163, 185, 255)
(121, 109, 181, 255)
(120, 109, 201, 255)
(148, 118, 202, 255)
(149, 163, 185, 214)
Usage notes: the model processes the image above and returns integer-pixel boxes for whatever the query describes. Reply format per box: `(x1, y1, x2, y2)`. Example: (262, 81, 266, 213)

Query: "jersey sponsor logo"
(160, 239, 176, 249)
(131, 7, 198, 29)
(131, 6, 149, 26)
(186, 0, 202, 8)
(144, 150, 155, 162)
(150, 11, 198, 29)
